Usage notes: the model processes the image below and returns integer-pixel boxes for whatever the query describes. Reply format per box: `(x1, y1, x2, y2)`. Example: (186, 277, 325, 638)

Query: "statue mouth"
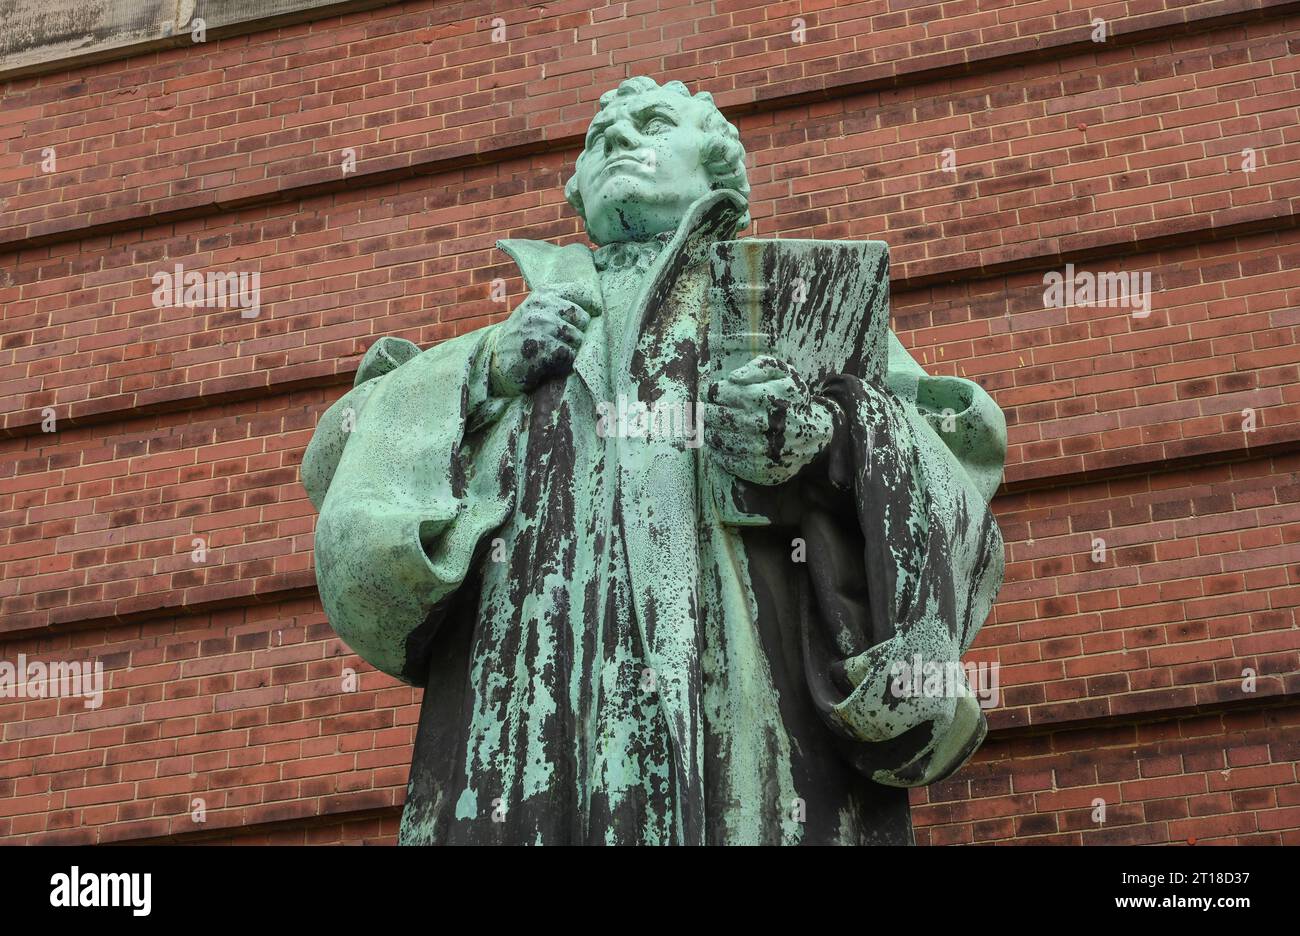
(600, 155, 651, 176)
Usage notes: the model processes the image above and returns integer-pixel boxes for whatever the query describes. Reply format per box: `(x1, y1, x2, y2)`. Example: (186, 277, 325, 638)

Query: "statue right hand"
(489, 289, 591, 396)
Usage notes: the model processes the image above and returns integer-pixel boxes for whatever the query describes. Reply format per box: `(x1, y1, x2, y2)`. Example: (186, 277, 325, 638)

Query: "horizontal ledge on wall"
(722, 0, 1300, 120)
(22, 694, 1300, 844)
(986, 681, 1300, 740)
(1001, 428, 1300, 493)
(0, 0, 401, 82)
(0, 570, 319, 641)
(3, 200, 1295, 442)
(2, 0, 1295, 254)
(6, 420, 1298, 629)
(893, 199, 1300, 293)
(26, 795, 402, 846)
(0, 357, 355, 439)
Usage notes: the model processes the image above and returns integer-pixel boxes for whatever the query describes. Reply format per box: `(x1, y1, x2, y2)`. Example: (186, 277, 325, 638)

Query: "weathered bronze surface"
(303, 77, 1006, 845)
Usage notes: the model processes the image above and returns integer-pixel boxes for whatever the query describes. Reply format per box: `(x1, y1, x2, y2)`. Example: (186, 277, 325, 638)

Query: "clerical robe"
(302, 191, 1006, 845)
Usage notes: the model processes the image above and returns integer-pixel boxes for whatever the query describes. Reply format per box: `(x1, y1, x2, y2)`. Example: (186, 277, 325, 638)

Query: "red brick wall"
(2, 0, 1298, 844)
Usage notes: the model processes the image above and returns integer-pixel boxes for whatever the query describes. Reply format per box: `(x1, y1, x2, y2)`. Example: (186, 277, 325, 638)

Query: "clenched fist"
(489, 289, 592, 396)
(703, 355, 836, 486)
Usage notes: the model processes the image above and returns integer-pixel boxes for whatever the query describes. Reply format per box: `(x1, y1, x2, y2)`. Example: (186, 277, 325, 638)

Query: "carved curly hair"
(564, 76, 752, 235)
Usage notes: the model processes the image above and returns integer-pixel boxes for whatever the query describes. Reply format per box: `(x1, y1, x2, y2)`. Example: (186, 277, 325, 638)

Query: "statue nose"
(605, 120, 637, 153)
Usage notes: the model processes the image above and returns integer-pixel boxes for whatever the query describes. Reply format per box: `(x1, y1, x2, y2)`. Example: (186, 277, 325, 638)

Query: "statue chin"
(583, 178, 710, 245)
(585, 202, 681, 245)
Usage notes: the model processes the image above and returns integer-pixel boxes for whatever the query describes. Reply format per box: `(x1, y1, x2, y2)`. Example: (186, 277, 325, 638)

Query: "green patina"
(302, 77, 1007, 845)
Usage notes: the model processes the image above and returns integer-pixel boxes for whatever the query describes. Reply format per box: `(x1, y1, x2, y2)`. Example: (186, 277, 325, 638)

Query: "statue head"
(565, 76, 751, 246)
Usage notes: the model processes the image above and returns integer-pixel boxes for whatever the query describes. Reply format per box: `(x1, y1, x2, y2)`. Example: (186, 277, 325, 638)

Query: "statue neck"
(592, 230, 674, 272)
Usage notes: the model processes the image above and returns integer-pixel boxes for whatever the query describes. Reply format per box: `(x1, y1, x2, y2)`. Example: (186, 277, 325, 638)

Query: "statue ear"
(564, 160, 585, 221)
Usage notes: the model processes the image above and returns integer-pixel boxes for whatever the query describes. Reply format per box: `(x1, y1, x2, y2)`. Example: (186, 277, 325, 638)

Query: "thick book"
(701, 238, 891, 525)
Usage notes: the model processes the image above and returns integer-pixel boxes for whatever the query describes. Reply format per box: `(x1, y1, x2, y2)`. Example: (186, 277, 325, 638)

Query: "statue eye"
(642, 115, 672, 132)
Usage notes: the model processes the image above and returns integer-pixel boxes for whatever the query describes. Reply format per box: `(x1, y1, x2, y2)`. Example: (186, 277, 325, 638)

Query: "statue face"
(573, 89, 716, 245)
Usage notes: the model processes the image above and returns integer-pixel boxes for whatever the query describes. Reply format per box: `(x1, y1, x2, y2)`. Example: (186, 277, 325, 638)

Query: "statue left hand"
(703, 355, 836, 486)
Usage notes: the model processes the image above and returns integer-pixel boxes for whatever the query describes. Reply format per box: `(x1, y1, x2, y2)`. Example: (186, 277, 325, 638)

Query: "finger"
(707, 436, 768, 462)
(703, 404, 769, 455)
(537, 315, 585, 351)
(705, 401, 771, 439)
(704, 426, 763, 462)
(762, 377, 805, 405)
(709, 378, 793, 412)
(707, 378, 750, 409)
(726, 355, 790, 385)
(552, 319, 586, 351)
(703, 401, 766, 433)
(536, 341, 576, 374)
(711, 450, 764, 484)
(549, 299, 591, 331)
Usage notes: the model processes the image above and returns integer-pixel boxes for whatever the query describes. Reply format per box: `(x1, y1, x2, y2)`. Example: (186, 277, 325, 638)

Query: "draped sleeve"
(798, 341, 1005, 787)
(302, 330, 521, 684)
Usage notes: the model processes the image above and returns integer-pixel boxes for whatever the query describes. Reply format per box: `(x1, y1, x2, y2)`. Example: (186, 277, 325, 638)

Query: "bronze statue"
(302, 77, 1006, 845)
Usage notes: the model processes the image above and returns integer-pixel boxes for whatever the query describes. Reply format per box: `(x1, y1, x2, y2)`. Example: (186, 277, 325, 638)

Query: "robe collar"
(496, 190, 747, 314)
(592, 231, 675, 273)
(496, 190, 749, 400)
